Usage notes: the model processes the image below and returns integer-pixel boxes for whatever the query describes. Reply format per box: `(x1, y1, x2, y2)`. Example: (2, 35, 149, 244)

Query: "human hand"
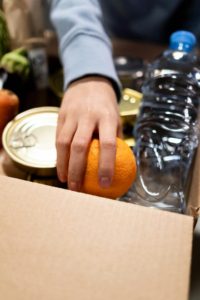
(56, 76, 122, 192)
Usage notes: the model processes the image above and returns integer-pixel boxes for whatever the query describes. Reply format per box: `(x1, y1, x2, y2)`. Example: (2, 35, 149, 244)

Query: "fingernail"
(100, 177, 111, 188)
(70, 181, 80, 191)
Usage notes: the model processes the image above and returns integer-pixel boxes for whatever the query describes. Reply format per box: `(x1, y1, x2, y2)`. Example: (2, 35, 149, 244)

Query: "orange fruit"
(81, 138, 137, 199)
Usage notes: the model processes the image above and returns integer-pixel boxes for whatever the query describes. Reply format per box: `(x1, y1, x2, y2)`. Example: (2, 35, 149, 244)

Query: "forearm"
(48, 0, 121, 97)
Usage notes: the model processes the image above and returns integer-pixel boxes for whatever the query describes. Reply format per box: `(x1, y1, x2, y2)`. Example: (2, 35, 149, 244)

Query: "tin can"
(119, 88, 142, 119)
(2, 106, 59, 176)
(119, 88, 142, 148)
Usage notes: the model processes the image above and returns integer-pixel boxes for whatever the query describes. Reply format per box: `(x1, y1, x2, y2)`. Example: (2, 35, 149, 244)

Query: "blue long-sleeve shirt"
(48, 0, 200, 93)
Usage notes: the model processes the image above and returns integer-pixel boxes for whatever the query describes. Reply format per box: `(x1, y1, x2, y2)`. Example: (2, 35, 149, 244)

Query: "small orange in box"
(81, 138, 137, 199)
(0, 89, 19, 147)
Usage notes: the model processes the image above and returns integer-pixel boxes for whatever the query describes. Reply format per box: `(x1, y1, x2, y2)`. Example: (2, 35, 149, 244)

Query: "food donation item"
(81, 138, 137, 199)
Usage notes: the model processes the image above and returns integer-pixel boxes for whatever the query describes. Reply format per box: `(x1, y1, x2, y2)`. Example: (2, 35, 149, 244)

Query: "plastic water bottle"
(121, 31, 200, 213)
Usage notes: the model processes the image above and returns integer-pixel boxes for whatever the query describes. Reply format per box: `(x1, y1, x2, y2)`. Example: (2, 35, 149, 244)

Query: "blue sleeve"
(48, 0, 121, 97)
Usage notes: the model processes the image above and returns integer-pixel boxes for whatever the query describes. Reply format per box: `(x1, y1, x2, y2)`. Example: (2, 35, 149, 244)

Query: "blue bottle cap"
(170, 31, 197, 52)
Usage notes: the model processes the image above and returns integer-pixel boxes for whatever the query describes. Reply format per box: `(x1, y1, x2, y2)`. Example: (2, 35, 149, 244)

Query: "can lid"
(119, 88, 142, 117)
(2, 106, 59, 174)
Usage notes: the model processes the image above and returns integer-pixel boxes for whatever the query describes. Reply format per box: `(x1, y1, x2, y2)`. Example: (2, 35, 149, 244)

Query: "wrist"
(68, 75, 121, 101)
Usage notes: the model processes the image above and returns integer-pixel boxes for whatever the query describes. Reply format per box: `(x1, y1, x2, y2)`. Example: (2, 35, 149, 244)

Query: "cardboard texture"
(0, 175, 193, 300)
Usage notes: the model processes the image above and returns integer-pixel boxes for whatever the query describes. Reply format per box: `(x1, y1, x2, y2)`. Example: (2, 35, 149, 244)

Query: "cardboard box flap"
(0, 175, 193, 300)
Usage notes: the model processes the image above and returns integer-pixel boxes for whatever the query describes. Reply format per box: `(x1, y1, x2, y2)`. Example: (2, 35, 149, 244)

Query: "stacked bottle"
(122, 31, 200, 213)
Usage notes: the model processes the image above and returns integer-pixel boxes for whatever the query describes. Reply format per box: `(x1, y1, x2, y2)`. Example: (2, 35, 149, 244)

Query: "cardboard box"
(0, 148, 199, 300)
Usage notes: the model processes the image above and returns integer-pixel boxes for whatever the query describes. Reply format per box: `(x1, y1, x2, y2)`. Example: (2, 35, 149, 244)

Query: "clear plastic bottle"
(121, 31, 200, 213)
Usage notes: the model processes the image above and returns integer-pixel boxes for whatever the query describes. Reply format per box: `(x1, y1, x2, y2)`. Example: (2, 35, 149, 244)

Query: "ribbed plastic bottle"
(122, 31, 200, 213)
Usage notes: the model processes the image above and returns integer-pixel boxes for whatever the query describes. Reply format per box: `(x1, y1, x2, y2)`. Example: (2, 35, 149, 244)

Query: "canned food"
(119, 88, 143, 142)
(2, 106, 59, 176)
(119, 88, 142, 118)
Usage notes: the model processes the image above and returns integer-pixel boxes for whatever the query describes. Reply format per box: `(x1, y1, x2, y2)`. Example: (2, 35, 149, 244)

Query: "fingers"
(57, 117, 119, 190)
(55, 77, 121, 193)
(98, 117, 118, 188)
(56, 116, 77, 182)
(67, 119, 95, 191)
